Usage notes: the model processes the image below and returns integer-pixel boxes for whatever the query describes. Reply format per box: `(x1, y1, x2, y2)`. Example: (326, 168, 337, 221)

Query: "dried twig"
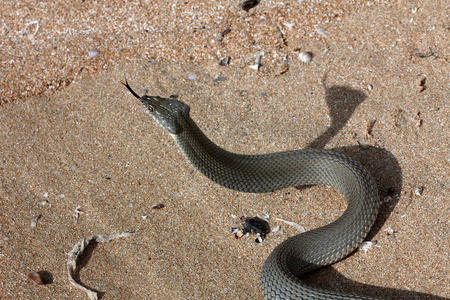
(67, 232, 137, 300)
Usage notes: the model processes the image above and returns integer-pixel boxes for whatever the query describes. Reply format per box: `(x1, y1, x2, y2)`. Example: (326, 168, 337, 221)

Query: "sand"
(0, 1, 449, 299)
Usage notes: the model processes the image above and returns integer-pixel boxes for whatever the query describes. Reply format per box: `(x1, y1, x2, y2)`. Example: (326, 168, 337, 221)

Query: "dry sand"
(1, 1, 449, 299)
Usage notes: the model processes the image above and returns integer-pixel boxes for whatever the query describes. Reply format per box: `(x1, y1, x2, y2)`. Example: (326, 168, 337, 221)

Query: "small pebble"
(249, 53, 262, 71)
(27, 272, 46, 285)
(219, 57, 230, 66)
(358, 240, 378, 253)
(188, 75, 196, 80)
(414, 186, 424, 196)
(284, 22, 295, 29)
(30, 214, 41, 228)
(241, 0, 260, 11)
(384, 227, 395, 235)
(299, 52, 313, 64)
(255, 234, 263, 243)
(152, 203, 165, 209)
(213, 75, 227, 82)
(232, 227, 244, 239)
(221, 28, 231, 37)
(88, 49, 100, 58)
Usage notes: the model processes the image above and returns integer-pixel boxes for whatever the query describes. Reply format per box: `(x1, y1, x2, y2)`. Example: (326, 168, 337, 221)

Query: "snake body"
(124, 81, 380, 299)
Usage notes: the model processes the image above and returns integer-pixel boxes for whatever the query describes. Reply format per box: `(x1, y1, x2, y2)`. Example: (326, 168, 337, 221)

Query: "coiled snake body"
(124, 81, 380, 299)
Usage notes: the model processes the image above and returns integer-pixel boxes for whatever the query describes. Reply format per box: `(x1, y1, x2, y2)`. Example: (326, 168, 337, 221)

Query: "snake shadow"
(295, 84, 448, 300)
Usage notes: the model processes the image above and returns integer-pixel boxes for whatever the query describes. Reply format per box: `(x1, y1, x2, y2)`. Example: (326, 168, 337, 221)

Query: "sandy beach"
(1, 1, 449, 299)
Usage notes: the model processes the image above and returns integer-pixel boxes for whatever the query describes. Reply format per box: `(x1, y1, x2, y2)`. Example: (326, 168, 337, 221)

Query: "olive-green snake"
(124, 81, 380, 299)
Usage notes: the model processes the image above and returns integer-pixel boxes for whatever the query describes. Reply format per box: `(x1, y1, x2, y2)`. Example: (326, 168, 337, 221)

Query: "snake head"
(123, 79, 190, 134)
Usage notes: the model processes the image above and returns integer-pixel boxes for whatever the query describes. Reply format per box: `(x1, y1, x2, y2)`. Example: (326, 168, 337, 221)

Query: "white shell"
(299, 52, 312, 64)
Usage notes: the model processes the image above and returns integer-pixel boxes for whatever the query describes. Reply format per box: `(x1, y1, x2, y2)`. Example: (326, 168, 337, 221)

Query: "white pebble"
(299, 52, 313, 64)
(414, 187, 424, 196)
(89, 49, 100, 58)
(384, 227, 395, 235)
(256, 235, 263, 243)
(358, 241, 374, 253)
(30, 215, 41, 228)
(188, 75, 196, 80)
(284, 22, 295, 29)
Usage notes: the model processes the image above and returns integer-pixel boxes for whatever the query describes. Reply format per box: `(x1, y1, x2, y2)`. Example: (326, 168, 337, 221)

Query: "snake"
(123, 80, 380, 300)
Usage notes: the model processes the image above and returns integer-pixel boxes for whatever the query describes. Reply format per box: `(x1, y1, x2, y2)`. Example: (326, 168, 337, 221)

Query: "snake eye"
(148, 106, 154, 112)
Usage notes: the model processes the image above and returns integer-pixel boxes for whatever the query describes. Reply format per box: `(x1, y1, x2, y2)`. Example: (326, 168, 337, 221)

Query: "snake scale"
(124, 81, 380, 300)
